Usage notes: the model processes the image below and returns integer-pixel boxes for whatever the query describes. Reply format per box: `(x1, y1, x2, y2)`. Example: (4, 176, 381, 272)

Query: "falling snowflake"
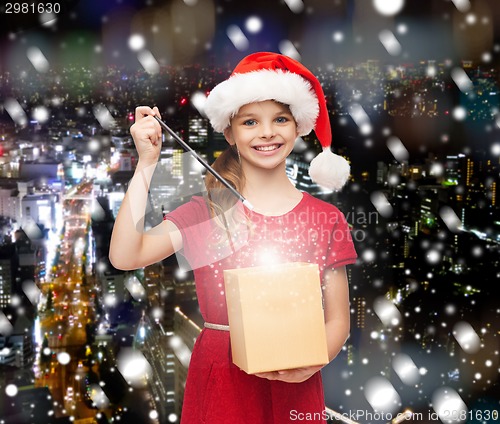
(125, 275, 146, 301)
(491, 142, 500, 156)
(284, 0, 304, 14)
(32, 106, 50, 123)
(445, 304, 457, 315)
(245, 16, 263, 34)
(373, 296, 402, 327)
(190, 91, 207, 117)
(104, 294, 117, 307)
(93, 104, 116, 130)
(392, 353, 420, 385)
(57, 352, 71, 365)
(349, 104, 372, 135)
(440, 206, 462, 233)
(453, 321, 481, 353)
(452, 106, 467, 121)
(451, 68, 473, 93)
(373, 0, 404, 16)
(430, 162, 444, 177)
(169, 335, 191, 367)
(471, 246, 482, 257)
(465, 13, 477, 25)
(22, 281, 41, 305)
(426, 249, 441, 265)
(26, 46, 50, 73)
(137, 50, 160, 75)
(482, 52, 492, 62)
(379, 30, 402, 56)
(432, 387, 468, 423)
(22, 218, 44, 240)
(397, 24, 408, 34)
(451, 0, 471, 12)
(387, 136, 409, 162)
(370, 191, 393, 218)
(4, 98, 28, 127)
(89, 384, 110, 410)
(5, 384, 18, 397)
(40, 11, 57, 27)
(279, 40, 301, 61)
(362, 249, 376, 262)
(227, 25, 249, 51)
(364, 376, 401, 414)
(128, 34, 146, 51)
(151, 307, 163, 322)
(117, 349, 152, 388)
(332, 31, 344, 43)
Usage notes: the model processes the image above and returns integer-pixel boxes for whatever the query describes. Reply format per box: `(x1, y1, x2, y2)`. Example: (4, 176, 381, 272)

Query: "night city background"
(0, 0, 499, 423)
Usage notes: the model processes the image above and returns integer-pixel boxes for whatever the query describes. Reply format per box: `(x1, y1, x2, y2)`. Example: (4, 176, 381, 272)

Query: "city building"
(0, 244, 15, 309)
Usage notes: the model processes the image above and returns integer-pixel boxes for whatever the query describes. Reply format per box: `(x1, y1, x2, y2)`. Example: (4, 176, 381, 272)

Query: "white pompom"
(308, 148, 350, 191)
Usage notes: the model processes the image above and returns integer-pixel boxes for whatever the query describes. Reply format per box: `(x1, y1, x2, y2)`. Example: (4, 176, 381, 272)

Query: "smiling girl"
(110, 52, 357, 423)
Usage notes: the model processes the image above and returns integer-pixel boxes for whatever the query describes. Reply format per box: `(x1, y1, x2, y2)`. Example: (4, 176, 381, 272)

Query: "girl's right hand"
(130, 106, 162, 165)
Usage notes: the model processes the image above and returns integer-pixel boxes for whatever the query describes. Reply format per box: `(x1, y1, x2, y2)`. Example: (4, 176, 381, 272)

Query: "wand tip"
(242, 199, 254, 211)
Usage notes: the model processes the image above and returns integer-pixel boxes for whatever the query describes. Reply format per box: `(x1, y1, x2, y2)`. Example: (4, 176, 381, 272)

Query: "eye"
(243, 119, 257, 126)
(275, 116, 289, 124)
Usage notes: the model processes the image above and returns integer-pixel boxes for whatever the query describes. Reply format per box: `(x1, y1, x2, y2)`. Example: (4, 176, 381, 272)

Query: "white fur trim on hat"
(309, 148, 350, 191)
(204, 69, 319, 136)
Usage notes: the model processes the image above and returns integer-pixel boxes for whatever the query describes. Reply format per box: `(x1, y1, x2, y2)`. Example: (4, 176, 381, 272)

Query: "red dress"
(165, 192, 357, 423)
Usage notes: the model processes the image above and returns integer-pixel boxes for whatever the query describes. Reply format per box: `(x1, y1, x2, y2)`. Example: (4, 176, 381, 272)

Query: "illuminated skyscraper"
(354, 296, 366, 330)
(466, 157, 474, 187)
(188, 117, 208, 147)
(0, 245, 15, 309)
(490, 181, 497, 206)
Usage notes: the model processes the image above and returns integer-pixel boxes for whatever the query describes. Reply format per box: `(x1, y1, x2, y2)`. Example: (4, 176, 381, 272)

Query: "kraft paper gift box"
(223, 262, 329, 374)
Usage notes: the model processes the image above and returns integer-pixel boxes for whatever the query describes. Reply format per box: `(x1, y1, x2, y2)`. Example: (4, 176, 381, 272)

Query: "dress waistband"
(204, 322, 230, 331)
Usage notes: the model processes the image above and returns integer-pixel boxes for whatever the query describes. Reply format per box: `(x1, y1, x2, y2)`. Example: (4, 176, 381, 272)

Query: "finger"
(147, 126, 160, 146)
(138, 116, 160, 144)
(153, 106, 161, 119)
(135, 124, 158, 145)
(255, 372, 278, 380)
(135, 105, 156, 121)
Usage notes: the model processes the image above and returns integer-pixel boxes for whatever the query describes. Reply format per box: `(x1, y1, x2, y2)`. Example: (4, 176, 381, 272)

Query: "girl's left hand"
(255, 365, 323, 383)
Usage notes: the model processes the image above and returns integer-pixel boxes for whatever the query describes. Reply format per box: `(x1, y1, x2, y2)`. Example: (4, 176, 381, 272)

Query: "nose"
(259, 121, 275, 139)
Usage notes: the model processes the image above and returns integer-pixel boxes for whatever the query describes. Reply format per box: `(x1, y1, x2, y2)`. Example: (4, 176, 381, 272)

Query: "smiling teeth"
(255, 145, 279, 151)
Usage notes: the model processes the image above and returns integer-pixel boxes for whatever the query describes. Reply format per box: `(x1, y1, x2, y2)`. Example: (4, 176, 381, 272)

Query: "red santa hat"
(203, 51, 350, 191)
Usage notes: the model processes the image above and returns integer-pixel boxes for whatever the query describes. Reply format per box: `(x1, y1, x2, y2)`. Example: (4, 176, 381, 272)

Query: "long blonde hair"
(204, 143, 246, 226)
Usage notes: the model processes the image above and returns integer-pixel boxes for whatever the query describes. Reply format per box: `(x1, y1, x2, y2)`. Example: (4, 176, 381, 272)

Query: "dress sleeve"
(163, 197, 210, 269)
(325, 208, 357, 269)
(163, 196, 208, 234)
(163, 196, 234, 270)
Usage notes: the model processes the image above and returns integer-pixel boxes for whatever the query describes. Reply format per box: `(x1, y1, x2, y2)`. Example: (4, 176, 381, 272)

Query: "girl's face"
(224, 100, 298, 172)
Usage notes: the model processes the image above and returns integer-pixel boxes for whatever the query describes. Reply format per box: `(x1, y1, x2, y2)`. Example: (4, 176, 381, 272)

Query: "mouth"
(253, 144, 282, 152)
